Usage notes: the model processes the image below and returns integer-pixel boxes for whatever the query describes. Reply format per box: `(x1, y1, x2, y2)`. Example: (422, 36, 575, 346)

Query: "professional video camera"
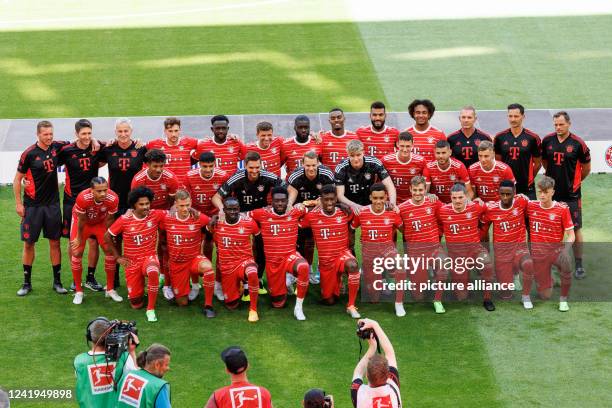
(104, 320, 138, 361)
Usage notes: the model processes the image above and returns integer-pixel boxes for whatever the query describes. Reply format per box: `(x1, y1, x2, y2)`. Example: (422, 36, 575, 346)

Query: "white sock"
(295, 298, 304, 307)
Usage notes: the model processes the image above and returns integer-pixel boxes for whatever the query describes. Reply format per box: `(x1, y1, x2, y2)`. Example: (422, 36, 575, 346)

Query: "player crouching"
(160, 190, 216, 317)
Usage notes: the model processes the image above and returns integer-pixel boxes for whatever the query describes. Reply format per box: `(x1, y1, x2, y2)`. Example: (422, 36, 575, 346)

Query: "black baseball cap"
(303, 388, 326, 408)
(221, 346, 248, 374)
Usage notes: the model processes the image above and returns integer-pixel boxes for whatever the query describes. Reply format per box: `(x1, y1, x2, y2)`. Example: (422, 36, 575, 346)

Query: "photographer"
(74, 317, 139, 407)
(352, 319, 402, 408)
(303, 388, 334, 408)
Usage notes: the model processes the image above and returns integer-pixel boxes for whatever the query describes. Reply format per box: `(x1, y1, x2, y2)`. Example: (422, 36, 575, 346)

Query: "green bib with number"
(116, 368, 168, 408)
(74, 351, 128, 408)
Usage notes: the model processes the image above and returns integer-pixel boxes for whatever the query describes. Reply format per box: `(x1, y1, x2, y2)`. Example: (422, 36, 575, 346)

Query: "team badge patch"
(549, 214, 556, 220)
(271, 148, 278, 154)
(118, 373, 148, 407)
(229, 147, 234, 153)
(160, 184, 167, 190)
(257, 185, 264, 192)
(493, 176, 499, 183)
(372, 395, 392, 407)
(336, 217, 343, 223)
(566, 146, 574, 153)
(426, 208, 432, 215)
(238, 227, 245, 234)
(450, 175, 456, 181)
(466, 212, 472, 219)
(316, 183, 322, 189)
(131, 151, 138, 157)
(147, 221, 153, 228)
(521, 139, 529, 147)
(189, 225, 195, 231)
(87, 362, 116, 394)
(384, 136, 389, 142)
(475, 139, 481, 146)
(364, 173, 371, 180)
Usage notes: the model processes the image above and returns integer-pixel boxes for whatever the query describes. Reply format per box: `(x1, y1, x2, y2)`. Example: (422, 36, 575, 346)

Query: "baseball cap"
(221, 346, 248, 374)
(303, 388, 326, 408)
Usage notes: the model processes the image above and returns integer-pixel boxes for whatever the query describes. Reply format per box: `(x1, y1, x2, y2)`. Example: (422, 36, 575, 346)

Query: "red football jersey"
(211, 381, 272, 408)
(281, 137, 322, 175)
(527, 201, 573, 244)
(192, 138, 245, 174)
(438, 201, 485, 243)
(468, 160, 515, 202)
(319, 130, 359, 169)
(130, 168, 179, 210)
(73, 187, 119, 225)
(184, 168, 229, 216)
(398, 197, 442, 243)
(108, 210, 164, 261)
(406, 125, 447, 162)
(482, 195, 528, 243)
(146, 137, 198, 184)
(244, 137, 283, 177)
(161, 212, 210, 262)
(356, 125, 400, 160)
(250, 206, 305, 264)
(301, 207, 353, 261)
(351, 206, 402, 244)
(423, 158, 470, 203)
(211, 215, 260, 272)
(382, 152, 427, 203)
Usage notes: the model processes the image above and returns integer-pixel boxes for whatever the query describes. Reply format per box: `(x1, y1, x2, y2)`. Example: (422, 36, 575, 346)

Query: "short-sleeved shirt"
(210, 216, 260, 272)
(108, 210, 165, 261)
(541, 133, 591, 201)
(527, 200, 574, 244)
(423, 158, 470, 203)
(58, 142, 105, 200)
(73, 188, 119, 225)
(468, 160, 515, 202)
(160, 212, 210, 262)
(356, 125, 400, 160)
(192, 137, 245, 174)
(482, 195, 528, 243)
(287, 165, 335, 203)
(146, 137, 198, 184)
(320, 130, 359, 169)
(244, 138, 283, 177)
(250, 206, 306, 264)
(405, 125, 446, 162)
(101, 141, 147, 209)
(184, 168, 229, 216)
(438, 201, 486, 244)
(351, 366, 401, 408)
(494, 128, 541, 193)
(218, 169, 281, 212)
(352, 206, 402, 244)
(447, 128, 493, 168)
(398, 197, 442, 244)
(301, 207, 353, 261)
(334, 156, 390, 206)
(382, 152, 427, 203)
(130, 168, 180, 210)
(17, 141, 69, 206)
(281, 137, 322, 175)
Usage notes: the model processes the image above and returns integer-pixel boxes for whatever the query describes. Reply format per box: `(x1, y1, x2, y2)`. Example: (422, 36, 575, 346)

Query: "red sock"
(347, 269, 360, 308)
(246, 266, 259, 312)
(104, 256, 116, 291)
(521, 258, 534, 297)
(202, 270, 215, 307)
(395, 268, 406, 303)
(296, 262, 310, 299)
(71, 255, 83, 292)
(146, 267, 160, 311)
(482, 263, 493, 301)
(560, 266, 572, 297)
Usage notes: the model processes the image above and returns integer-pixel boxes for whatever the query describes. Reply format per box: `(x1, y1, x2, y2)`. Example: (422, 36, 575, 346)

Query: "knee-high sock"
(521, 258, 535, 297)
(560, 265, 572, 298)
(482, 263, 494, 301)
(71, 255, 83, 292)
(347, 269, 361, 308)
(202, 268, 215, 307)
(246, 265, 259, 312)
(104, 256, 116, 291)
(146, 266, 160, 311)
(296, 262, 310, 300)
(395, 268, 406, 303)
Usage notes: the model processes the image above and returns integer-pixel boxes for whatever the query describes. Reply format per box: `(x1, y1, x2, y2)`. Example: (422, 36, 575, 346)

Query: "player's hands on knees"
(117, 256, 129, 266)
(16, 203, 25, 218)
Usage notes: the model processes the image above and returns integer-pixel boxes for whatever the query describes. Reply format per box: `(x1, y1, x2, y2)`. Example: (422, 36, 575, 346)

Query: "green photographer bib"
(116, 369, 168, 408)
(74, 351, 129, 408)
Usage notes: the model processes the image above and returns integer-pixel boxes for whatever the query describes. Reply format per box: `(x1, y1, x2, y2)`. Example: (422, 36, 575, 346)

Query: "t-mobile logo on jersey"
(553, 152, 565, 165)
(499, 221, 511, 232)
(411, 220, 422, 231)
(509, 147, 520, 160)
(349, 184, 360, 194)
(368, 230, 379, 240)
(173, 234, 183, 245)
(79, 157, 91, 171)
(270, 224, 281, 235)
(435, 185, 445, 194)
(368, 146, 376, 156)
(479, 185, 489, 195)
(449, 224, 460, 234)
(320, 228, 331, 239)
(215, 157, 222, 167)
(462, 147, 473, 160)
(244, 196, 253, 205)
(222, 237, 232, 247)
(532, 221, 541, 233)
(330, 151, 339, 163)
(132, 234, 144, 245)
(195, 193, 207, 203)
(118, 158, 130, 171)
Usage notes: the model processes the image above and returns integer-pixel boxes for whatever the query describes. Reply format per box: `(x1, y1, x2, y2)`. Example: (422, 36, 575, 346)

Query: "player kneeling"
(210, 198, 261, 322)
(105, 187, 164, 322)
(250, 186, 310, 321)
(70, 177, 122, 305)
(525, 176, 575, 311)
(160, 190, 216, 317)
(302, 184, 361, 318)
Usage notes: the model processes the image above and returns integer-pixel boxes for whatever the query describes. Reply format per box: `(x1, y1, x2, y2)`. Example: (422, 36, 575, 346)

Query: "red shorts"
(266, 251, 304, 298)
(125, 254, 160, 299)
(446, 243, 488, 286)
(319, 249, 355, 299)
(532, 247, 565, 291)
(169, 255, 209, 298)
(406, 244, 446, 288)
(220, 258, 257, 303)
(493, 243, 530, 285)
(69, 215, 109, 252)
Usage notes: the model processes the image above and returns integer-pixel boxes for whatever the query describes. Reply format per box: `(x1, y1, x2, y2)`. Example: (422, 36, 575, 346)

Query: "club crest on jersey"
(521, 139, 529, 147)
(118, 373, 148, 407)
(316, 183, 322, 189)
(475, 139, 481, 146)
(179, 145, 184, 150)
(512, 208, 518, 216)
(428, 137, 435, 144)
(450, 175, 456, 181)
(287, 216, 292, 221)
(257, 185, 264, 192)
(271, 148, 278, 154)
(426, 208, 432, 215)
(160, 184, 167, 190)
(566, 146, 574, 153)
(384, 136, 390, 142)
(384, 218, 390, 225)
(189, 225, 195, 231)
(493, 176, 499, 183)
(410, 169, 416, 174)
(213, 184, 219, 190)
(87, 362, 116, 394)
(466, 212, 472, 219)
(336, 217, 343, 223)
(228, 146, 234, 153)
(100, 206, 107, 212)
(147, 221, 153, 228)
(238, 227, 245, 234)
(364, 173, 371, 180)
(549, 214, 556, 220)
(131, 151, 138, 157)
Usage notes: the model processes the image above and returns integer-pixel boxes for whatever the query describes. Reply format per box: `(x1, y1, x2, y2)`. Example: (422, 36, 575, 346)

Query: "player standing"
(382, 131, 426, 204)
(447, 106, 492, 169)
(245, 122, 283, 177)
(525, 176, 575, 311)
(494, 103, 542, 198)
(319, 108, 358, 169)
(160, 190, 215, 317)
(14, 121, 70, 296)
(468, 141, 515, 202)
(352, 184, 405, 316)
(356, 101, 400, 160)
(250, 186, 310, 320)
(281, 115, 322, 175)
(423, 140, 472, 203)
(146, 117, 198, 187)
(405, 99, 446, 161)
(192, 115, 245, 174)
(209, 198, 261, 322)
(105, 187, 164, 322)
(541, 111, 590, 279)
(301, 185, 361, 318)
(70, 177, 123, 305)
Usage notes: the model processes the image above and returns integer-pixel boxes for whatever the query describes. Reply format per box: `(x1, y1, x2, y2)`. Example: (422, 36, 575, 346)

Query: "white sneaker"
(309, 268, 320, 284)
(286, 273, 296, 296)
(294, 305, 306, 321)
(346, 306, 361, 319)
(106, 290, 123, 302)
(395, 302, 406, 317)
(188, 283, 200, 301)
(522, 296, 533, 310)
(162, 285, 175, 301)
(73, 291, 84, 305)
(214, 281, 225, 301)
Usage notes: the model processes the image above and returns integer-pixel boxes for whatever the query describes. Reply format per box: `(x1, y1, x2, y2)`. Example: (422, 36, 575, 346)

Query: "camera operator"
(303, 388, 334, 408)
(74, 317, 139, 407)
(351, 318, 402, 408)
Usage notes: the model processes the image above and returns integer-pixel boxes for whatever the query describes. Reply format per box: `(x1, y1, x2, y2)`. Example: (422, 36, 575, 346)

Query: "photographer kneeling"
(351, 318, 402, 408)
(74, 317, 139, 407)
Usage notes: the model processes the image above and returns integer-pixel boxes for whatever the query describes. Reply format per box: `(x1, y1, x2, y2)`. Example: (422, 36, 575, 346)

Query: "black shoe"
(17, 283, 32, 296)
(85, 276, 104, 292)
(483, 300, 495, 312)
(53, 281, 68, 294)
(202, 306, 216, 318)
(70, 281, 76, 291)
(574, 267, 586, 280)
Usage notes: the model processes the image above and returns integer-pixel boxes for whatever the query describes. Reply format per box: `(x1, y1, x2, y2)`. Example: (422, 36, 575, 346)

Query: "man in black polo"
(494, 103, 542, 199)
(541, 111, 591, 279)
(212, 151, 282, 295)
(447, 106, 493, 169)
